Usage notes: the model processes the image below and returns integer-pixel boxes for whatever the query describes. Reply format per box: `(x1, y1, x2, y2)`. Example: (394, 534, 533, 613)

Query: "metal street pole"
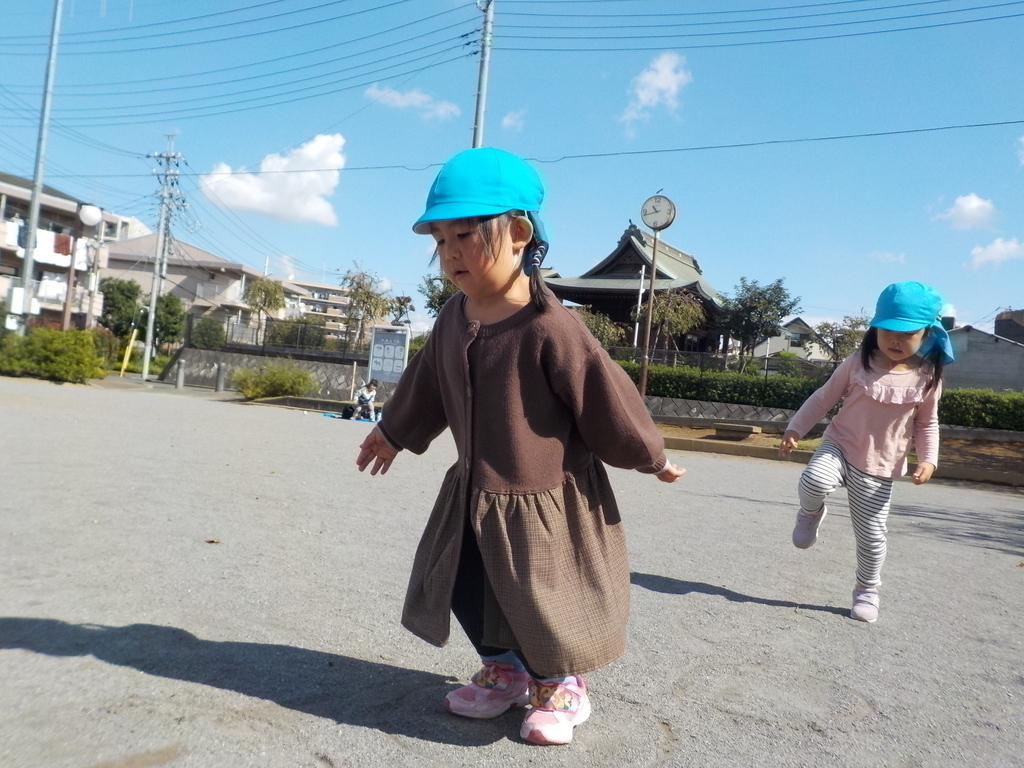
(18, 0, 66, 334)
(471, 0, 495, 148)
(632, 264, 645, 348)
(637, 232, 661, 398)
(142, 135, 180, 381)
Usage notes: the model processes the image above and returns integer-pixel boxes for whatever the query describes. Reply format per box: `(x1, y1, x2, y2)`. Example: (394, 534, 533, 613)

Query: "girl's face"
(430, 216, 532, 302)
(876, 327, 928, 364)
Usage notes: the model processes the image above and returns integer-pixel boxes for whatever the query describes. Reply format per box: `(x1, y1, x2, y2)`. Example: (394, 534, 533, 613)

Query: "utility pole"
(142, 135, 183, 381)
(17, 0, 66, 334)
(471, 0, 495, 148)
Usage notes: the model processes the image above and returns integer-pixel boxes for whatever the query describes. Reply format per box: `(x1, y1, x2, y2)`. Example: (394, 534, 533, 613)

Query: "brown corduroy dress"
(378, 293, 667, 677)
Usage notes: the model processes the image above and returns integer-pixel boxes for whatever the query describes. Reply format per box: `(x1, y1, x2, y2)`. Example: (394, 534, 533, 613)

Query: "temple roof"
(545, 224, 723, 307)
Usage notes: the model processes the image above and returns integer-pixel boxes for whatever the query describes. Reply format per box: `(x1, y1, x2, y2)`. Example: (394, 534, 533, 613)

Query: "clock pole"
(637, 228, 661, 398)
(637, 194, 676, 398)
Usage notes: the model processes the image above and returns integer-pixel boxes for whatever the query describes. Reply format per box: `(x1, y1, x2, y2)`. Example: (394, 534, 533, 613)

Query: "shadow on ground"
(0, 618, 521, 746)
(897, 501, 1024, 557)
(630, 573, 849, 617)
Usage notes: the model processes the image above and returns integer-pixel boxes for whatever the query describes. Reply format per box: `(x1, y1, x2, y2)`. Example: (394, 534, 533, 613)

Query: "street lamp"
(637, 194, 676, 398)
(61, 203, 102, 331)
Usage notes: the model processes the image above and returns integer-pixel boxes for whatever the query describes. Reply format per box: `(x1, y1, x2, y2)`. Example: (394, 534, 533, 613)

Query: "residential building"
(0, 171, 144, 329)
(281, 278, 352, 337)
(101, 234, 265, 326)
(994, 309, 1024, 344)
(752, 317, 834, 362)
(945, 325, 1024, 392)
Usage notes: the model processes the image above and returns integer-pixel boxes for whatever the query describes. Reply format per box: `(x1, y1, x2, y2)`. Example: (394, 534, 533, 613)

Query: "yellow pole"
(120, 327, 138, 377)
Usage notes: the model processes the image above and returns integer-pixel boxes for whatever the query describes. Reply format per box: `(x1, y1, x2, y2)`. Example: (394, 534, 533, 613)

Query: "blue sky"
(2, 0, 1022, 333)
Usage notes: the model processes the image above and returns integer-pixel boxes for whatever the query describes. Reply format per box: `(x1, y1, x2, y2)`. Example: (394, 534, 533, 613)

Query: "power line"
(8, 0, 337, 40)
(0, 54, 472, 126)
(498, 0, 991, 26)
(3, 0, 467, 56)
(32, 117, 1024, 179)
(2, 9, 475, 90)
(4, 22, 474, 98)
(495, 7, 1024, 49)
(43, 40, 474, 112)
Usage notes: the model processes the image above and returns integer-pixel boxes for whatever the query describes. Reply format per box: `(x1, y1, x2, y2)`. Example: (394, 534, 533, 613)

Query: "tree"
(340, 264, 395, 344)
(391, 295, 415, 325)
(574, 306, 626, 347)
(631, 289, 706, 349)
(723, 278, 801, 366)
(243, 277, 285, 341)
(98, 278, 142, 338)
(418, 273, 459, 317)
(154, 293, 185, 346)
(814, 315, 869, 362)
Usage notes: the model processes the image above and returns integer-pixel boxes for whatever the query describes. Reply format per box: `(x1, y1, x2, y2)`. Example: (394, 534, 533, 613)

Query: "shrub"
(232, 362, 315, 400)
(0, 328, 104, 384)
(618, 361, 820, 410)
(939, 389, 1024, 432)
(190, 318, 226, 350)
(90, 327, 121, 369)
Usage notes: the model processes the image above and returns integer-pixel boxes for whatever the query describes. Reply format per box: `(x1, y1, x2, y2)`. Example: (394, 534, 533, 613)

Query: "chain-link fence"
(184, 315, 371, 362)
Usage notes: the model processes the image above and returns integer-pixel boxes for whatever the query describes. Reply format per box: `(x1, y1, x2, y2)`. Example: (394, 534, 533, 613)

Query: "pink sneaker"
(851, 585, 880, 623)
(520, 676, 591, 746)
(792, 505, 827, 549)
(443, 661, 530, 719)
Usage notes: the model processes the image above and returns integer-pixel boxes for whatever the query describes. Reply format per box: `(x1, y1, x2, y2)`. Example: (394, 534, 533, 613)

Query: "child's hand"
(656, 461, 686, 483)
(910, 462, 935, 485)
(356, 427, 399, 476)
(778, 431, 801, 457)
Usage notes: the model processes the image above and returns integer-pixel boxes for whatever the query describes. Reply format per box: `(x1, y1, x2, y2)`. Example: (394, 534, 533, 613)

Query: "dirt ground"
(658, 424, 1024, 476)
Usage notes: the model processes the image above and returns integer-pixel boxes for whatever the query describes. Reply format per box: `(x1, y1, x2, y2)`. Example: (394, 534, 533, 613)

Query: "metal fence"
(184, 315, 372, 362)
(606, 346, 838, 379)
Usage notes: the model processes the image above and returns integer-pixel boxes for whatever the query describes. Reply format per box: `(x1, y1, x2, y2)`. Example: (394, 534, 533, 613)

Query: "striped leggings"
(798, 440, 894, 587)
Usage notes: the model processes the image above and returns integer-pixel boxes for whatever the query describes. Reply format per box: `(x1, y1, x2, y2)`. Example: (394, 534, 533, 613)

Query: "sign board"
(368, 325, 411, 384)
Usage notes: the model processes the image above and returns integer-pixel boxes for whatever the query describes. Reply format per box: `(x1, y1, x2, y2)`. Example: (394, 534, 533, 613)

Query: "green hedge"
(938, 389, 1024, 432)
(617, 361, 820, 410)
(0, 328, 105, 384)
(619, 361, 1024, 431)
(231, 362, 315, 400)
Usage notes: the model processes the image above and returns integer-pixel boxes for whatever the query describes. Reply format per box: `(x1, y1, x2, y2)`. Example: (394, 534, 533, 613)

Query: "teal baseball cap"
(870, 281, 944, 332)
(412, 147, 544, 234)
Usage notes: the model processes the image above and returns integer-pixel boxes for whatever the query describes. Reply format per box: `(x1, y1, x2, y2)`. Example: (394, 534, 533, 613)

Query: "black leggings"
(450, 515, 543, 679)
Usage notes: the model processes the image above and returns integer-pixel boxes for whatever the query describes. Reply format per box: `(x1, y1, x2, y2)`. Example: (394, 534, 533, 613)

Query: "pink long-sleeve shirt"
(786, 353, 941, 479)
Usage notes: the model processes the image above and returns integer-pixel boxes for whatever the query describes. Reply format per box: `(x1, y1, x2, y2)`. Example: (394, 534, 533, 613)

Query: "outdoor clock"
(641, 195, 676, 231)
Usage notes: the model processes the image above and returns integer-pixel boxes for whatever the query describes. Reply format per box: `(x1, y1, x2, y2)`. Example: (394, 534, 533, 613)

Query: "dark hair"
(367, 378, 379, 387)
(430, 211, 552, 311)
(859, 326, 944, 392)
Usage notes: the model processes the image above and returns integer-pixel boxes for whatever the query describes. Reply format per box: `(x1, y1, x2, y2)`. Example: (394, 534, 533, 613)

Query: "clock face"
(641, 195, 676, 231)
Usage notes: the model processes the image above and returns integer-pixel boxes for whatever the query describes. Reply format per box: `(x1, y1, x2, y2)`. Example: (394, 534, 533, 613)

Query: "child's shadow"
(0, 617, 519, 746)
(630, 573, 848, 617)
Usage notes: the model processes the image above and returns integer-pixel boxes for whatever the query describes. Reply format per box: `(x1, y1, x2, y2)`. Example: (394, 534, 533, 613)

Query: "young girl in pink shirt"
(779, 281, 954, 623)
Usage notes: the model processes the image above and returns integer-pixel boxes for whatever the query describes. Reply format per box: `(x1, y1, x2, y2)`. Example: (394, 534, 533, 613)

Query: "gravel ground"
(1, 375, 1022, 768)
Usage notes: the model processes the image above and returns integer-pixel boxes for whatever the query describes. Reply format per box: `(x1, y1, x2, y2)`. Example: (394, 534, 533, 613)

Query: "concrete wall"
(946, 328, 1024, 392)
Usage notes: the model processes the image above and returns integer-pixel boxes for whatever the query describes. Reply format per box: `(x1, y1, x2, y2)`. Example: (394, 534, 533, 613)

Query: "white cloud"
(364, 84, 460, 121)
(936, 193, 997, 230)
(621, 52, 693, 125)
(501, 109, 526, 131)
(966, 237, 1024, 269)
(409, 311, 434, 334)
(379, 277, 393, 292)
(869, 250, 906, 263)
(200, 134, 344, 226)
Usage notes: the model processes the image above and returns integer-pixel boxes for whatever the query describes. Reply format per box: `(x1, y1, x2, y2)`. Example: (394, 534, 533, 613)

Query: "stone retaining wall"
(160, 348, 393, 401)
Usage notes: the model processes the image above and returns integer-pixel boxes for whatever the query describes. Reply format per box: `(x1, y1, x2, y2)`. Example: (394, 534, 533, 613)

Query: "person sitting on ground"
(354, 379, 379, 420)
